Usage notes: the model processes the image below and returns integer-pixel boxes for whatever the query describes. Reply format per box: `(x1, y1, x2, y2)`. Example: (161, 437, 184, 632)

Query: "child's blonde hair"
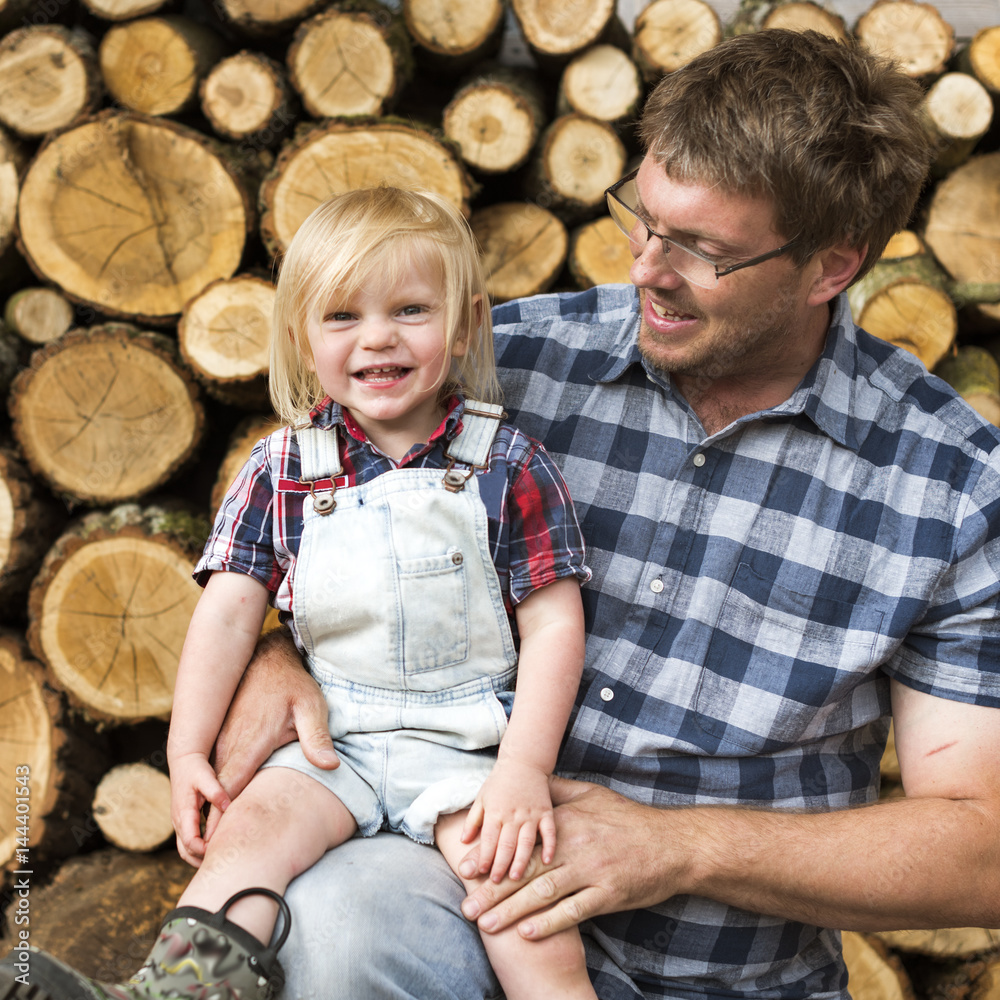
(269, 186, 499, 426)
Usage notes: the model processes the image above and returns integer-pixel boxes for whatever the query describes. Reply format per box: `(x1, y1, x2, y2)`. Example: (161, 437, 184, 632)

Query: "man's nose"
(629, 239, 684, 289)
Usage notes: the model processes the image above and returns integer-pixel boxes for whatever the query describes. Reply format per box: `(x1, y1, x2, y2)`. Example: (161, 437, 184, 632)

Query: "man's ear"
(807, 243, 866, 306)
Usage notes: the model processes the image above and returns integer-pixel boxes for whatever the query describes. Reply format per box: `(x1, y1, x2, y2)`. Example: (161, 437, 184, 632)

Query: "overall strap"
(295, 425, 341, 514)
(296, 424, 343, 481)
(445, 401, 506, 468)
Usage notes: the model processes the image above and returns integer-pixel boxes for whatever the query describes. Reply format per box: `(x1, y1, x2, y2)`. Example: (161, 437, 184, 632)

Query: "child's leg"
(179, 765, 358, 944)
(435, 811, 599, 1000)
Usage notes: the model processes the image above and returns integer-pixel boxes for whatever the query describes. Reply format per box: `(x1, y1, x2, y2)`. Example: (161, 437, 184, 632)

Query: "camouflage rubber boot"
(0, 887, 291, 1000)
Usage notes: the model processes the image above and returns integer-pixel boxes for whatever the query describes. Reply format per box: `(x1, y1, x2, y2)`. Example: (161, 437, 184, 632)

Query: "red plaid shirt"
(196, 396, 590, 623)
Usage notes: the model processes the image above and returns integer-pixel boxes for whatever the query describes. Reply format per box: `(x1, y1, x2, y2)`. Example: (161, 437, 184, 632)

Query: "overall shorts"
(263, 404, 519, 844)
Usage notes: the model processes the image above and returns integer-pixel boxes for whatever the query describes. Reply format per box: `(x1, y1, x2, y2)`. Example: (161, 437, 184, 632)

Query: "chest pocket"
(695, 561, 886, 754)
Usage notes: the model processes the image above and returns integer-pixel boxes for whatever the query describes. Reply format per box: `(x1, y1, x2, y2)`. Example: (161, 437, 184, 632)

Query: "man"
(8, 27, 1000, 1000)
(212, 28, 1000, 1000)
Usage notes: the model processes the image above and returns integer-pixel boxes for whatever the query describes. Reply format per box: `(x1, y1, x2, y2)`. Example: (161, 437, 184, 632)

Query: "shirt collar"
(308, 394, 464, 454)
(591, 288, 863, 450)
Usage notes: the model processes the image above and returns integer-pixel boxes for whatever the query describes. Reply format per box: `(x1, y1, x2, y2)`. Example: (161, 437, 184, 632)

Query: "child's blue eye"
(400, 304, 424, 316)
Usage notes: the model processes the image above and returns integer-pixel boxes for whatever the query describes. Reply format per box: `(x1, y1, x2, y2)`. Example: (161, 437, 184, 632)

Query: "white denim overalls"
(263, 403, 519, 843)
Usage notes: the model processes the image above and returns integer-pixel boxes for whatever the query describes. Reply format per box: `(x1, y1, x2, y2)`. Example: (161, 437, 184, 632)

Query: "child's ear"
(451, 294, 483, 358)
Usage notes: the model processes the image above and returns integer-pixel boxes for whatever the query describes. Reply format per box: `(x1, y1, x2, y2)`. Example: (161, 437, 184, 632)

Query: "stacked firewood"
(1, 1, 1000, 997)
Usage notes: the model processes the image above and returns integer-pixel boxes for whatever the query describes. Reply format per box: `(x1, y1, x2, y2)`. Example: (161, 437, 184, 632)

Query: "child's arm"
(167, 570, 270, 866)
(462, 575, 585, 882)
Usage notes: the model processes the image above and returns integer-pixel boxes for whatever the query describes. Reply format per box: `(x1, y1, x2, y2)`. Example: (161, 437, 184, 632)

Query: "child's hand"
(461, 758, 555, 882)
(169, 752, 232, 867)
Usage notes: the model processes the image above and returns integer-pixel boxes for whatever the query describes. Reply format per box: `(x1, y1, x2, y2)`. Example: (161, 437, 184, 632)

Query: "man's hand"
(458, 776, 683, 940)
(212, 627, 338, 799)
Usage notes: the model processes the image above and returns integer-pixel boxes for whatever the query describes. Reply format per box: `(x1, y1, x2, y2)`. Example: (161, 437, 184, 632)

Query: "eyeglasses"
(604, 169, 797, 289)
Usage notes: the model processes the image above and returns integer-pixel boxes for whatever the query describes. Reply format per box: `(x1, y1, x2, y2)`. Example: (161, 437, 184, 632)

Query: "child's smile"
(305, 258, 467, 460)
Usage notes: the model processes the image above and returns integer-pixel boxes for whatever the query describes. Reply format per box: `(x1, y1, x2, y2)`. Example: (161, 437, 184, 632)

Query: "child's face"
(305, 258, 467, 455)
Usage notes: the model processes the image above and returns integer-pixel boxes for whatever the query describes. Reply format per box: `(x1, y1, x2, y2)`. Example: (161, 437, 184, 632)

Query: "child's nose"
(359, 316, 398, 348)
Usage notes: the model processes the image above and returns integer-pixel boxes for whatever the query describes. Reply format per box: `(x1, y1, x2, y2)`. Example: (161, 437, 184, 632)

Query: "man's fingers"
(515, 887, 607, 940)
(294, 700, 339, 769)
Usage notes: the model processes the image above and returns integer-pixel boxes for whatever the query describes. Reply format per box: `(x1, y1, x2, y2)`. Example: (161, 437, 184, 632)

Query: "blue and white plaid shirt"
(492, 284, 1000, 1000)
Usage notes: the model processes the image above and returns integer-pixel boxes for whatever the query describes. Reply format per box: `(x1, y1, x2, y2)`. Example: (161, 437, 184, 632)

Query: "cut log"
(26, 502, 210, 726)
(211, 413, 284, 518)
(287, 1, 414, 119)
(443, 68, 546, 175)
(4, 846, 192, 981)
(98, 16, 230, 118)
(847, 254, 957, 370)
(4, 287, 75, 346)
(510, 0, 623, 71)
(80, 0, 173, 19)
(525, 113, 627, 223)
(9, 324, 206, 506)
(729, 1, 848, 39)
(923, 72, 993, 177)
(956, 26, 1000, 97)
(933, 346, 1000, 426)
(873, 928, 1000, 960)
(842, 931, 915, 1000)
(0, 445, 65, 614)
(0, 127, 25, 260)
(200, 50, 298, 145)
(213, 0, 328, 37)
(0, 25, 102, 139)
(557, 44, 643, 125)
(402, 0, 505, 74)
(259, 119, 474, 258)
(471, 201, 568, 303)
(0, 628, 110, 869)
(633, 0, 722, 83)
(92, 762, 173, 853)
(880, 722, 901, 783)
(16, 111, 253, 323)
(177, 273, 273, 410)
(923, 152, 1000, 328)
(854, 1, 955, 81)
(568, 215, 633, 290)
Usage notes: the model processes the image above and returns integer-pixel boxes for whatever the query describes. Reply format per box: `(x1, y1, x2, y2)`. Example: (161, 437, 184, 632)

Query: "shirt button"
(600, 687, 614, 702)
(693, 453, 706, 467)
(650, 579, 664, 593)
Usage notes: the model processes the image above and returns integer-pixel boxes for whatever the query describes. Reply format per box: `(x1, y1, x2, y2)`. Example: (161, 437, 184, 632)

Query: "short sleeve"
(194, 432, 286, 594)
(505, 437, 591, 606)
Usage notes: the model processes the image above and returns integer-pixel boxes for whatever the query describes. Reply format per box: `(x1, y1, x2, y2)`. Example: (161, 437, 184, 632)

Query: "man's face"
(629, 156, 822, 384)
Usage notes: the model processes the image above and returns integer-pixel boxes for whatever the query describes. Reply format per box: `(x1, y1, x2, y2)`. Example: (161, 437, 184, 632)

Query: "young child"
(16, 187, 596, 1000)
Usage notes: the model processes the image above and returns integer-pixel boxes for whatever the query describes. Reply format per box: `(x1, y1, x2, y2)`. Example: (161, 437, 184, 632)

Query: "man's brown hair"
(638, 29, 932, 282)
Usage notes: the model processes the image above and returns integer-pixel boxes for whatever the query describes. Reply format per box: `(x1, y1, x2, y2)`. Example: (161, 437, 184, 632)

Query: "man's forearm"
(677, 793, 1000, 931)
(463, 778, 1000, 939)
